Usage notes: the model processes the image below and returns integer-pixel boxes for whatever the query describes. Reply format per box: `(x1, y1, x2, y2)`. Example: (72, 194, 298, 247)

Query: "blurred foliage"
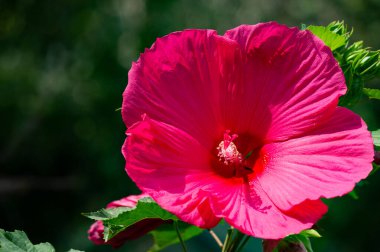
(0, 229, 82, 252)
(0, 0, 379, 252)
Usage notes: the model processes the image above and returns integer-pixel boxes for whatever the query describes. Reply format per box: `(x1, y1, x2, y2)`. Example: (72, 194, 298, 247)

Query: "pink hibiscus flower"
(88, 193, 165, 248)
(121, 22, 374, 239)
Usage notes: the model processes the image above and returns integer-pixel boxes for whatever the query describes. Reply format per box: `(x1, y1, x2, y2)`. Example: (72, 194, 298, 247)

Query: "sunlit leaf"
(82, 207, 130, 221)
(307, 25, 346, 51)
(326, 21, 352, 40)
(364, 88, 380, 100)
(300, 229, 322, 238)
(372, 130, 380, 147)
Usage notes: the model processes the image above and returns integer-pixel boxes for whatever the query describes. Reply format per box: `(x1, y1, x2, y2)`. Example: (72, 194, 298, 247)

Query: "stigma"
(217, 130, 243, 165)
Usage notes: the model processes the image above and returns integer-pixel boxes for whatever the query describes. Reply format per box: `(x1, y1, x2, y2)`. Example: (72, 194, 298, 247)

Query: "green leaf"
(33, 243, 55, 252)
(309, 21, 380, 108)
(274, 229, 321, 252)
(347, 49, 380, 80)
(300, 229, 321, 238)
(326, 21, 352, 40)
(276, 236, 311, 252)
(84, 197, 180, 241)
(0, 229, 81, 252)
(148, 222, 204, 252)
(363, 88, 380, 100)
(307, 25, 346, 51)
(326, 21, 380, 107)
(82, 206, 130, 221)
(105, 197, 178, 225)
(372, 130, 380, 147)
(0, 229, 55, 252)
(348, 180, 370, 199)
(296, 235, 313, 252)
(370, 163, 380, 176)
(349, 190, 359, 200)
(338, 76, 364, 107)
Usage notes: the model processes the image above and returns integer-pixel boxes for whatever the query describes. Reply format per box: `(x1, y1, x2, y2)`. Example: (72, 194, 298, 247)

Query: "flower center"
(215, 130, 254, 178)
(217, 131, 242, 165)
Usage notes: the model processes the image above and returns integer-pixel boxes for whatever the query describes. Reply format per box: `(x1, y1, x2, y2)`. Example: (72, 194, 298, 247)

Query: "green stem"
(228, 230, 244, 251)
(235, 235, 250, 252)
(222, 227, 234, 252)
(174, 221, 188, 252)
(222, 227, 251, 252)
(209, 229, 223, 248)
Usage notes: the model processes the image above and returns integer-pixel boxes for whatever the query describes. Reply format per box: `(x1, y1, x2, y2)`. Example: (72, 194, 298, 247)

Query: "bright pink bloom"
(121, 22, 374, 239)
(88, 194, 164, 248)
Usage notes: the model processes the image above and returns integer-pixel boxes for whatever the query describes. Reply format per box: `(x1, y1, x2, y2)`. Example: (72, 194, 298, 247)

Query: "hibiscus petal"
(208, 177, 327, 239)
(122, 29, 244, 149)
(256, 107, 374, 210)
(224, 22, 346, 142)
(123, 117, 221, 228)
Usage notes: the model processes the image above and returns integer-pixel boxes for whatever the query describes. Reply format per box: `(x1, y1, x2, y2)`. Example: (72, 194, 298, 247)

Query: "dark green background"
(1, 0, 379, 251)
